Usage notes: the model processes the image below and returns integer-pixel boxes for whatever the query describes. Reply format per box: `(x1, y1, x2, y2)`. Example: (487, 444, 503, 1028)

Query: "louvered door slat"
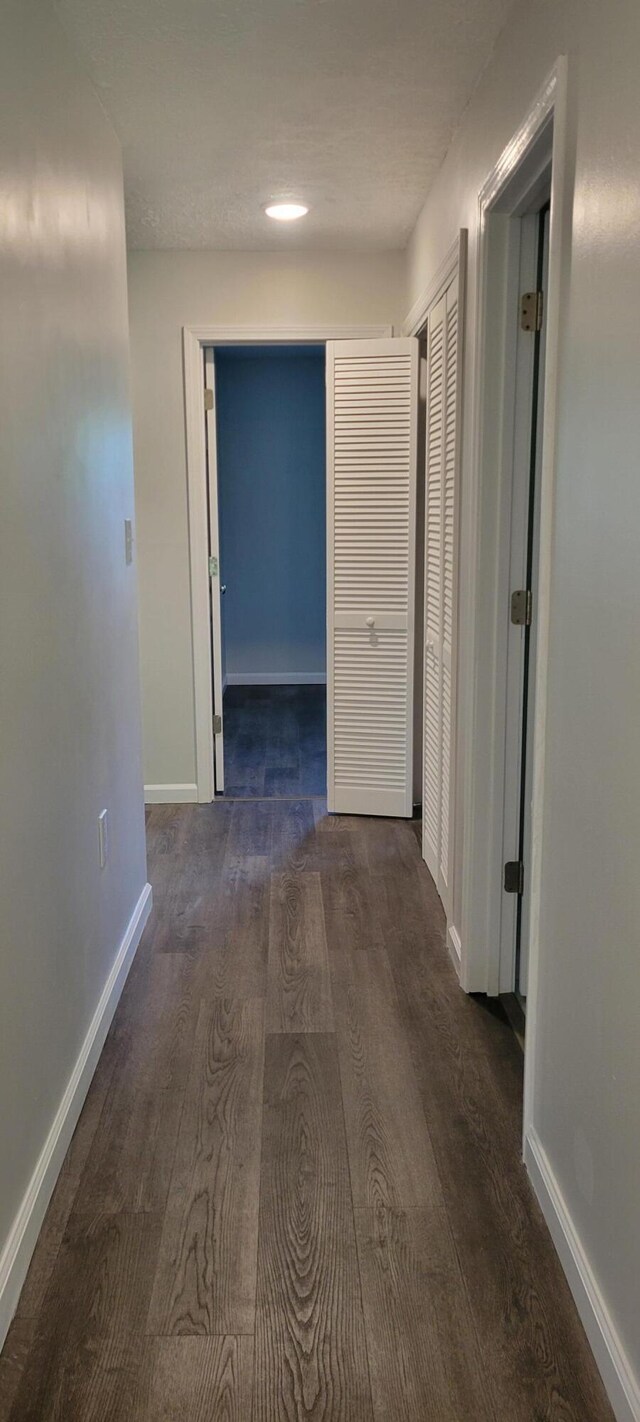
(439, 278, 460, 896)
(421, 259, 464, 919)
(327, 337, 419, 817)
(422, 294, 446, 878)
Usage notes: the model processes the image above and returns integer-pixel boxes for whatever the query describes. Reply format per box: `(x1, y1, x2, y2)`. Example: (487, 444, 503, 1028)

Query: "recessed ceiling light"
(264, 202, 309, 221)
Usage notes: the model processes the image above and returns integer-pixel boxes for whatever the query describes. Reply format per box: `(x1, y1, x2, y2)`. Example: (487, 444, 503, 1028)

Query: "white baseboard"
(0, 881, 153, 1351)
(144, 783, 198, 804)
(225, 672, 327, 686)
(447, 923, 462, 979)
(525, 1128, 640, 1422)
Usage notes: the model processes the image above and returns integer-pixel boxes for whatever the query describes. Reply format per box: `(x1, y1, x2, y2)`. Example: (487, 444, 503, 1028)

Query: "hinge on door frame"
(504, 860, 524, 895)
(204, 387, 214, 411)
(213, 714, 222, 734)
(520, 291, 544, 332)
(511, 588, 532, 626)
(208, 555, 218, 577)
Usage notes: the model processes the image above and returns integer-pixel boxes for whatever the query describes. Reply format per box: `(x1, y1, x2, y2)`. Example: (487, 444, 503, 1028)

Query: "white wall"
(0, 0, 148, 1339)
(127, 249, 404, 793)
(406, 0, 640, 1413)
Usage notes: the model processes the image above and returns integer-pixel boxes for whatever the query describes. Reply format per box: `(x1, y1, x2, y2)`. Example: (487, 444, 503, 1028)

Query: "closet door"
(326, 337, 419, 817)
(423, 275, 462, 913)
(422, 296, 445, 879)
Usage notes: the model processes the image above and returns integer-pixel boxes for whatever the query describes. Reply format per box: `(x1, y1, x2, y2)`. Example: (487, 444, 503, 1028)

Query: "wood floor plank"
(7, 1337, 147, 1422)
(15, 1048, 118, 1319)
(1, 803, 616, 1422)
(146, 997, 264, 1337)
(225, 797, 272, 857)
(270, 798, 316, 872)
(0, 1319, 36, 1420)
(379, 854, 517, 1062)
(203, 851, 270, 1000)
(145, 1336, 254, 1421)
(355, 1204, 495, 1421)
(254, 1033, 373, 1422)
(151, 803, 232, 955)
(409, 1033, 614, 1421)
(116, 951, 200, 1094)
(328, 927, 438, 1209)
(72, 1084, 184, 1220)
(8, 1213, 162, 1421)
(266, 872, 334, 1033)
(223, 684, 326, 799)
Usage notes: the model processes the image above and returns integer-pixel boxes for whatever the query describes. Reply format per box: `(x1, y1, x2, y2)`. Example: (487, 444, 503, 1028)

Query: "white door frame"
(203, 348, 225, 793)
(458, 58, 570, 1140)
(183, 324, 392, 802)
(497, 206, 550, 997)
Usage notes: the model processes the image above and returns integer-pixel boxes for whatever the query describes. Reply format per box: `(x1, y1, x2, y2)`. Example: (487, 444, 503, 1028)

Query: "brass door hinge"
(208, 555, 218, 577)
(511, 589, 532, 626)
(204, 387, 214, 411)
(520, 291, 544, 332)
(213, 714, 222, 734)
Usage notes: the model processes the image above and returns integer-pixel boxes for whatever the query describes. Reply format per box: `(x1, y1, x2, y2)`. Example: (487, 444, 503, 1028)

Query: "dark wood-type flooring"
(1, 800, 614, 1420)
(221, 684, 326, 797)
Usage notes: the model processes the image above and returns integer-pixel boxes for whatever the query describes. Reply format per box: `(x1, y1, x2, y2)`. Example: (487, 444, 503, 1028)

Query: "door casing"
(183, 325, 392, 804)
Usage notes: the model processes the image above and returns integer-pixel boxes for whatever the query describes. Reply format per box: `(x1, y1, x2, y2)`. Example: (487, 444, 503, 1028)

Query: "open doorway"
(498, 190, 551, 1034)
(204, 344, 327, 799)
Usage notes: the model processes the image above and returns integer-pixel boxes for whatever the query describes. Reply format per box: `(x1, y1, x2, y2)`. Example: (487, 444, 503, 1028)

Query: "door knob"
(365, 616, 375, 627)
(221, 584, 227, 594)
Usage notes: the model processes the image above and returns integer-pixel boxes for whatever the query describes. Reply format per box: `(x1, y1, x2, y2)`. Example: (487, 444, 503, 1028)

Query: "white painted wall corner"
(525, 1129, 640, 1422)
(0, 881, 152, 1351)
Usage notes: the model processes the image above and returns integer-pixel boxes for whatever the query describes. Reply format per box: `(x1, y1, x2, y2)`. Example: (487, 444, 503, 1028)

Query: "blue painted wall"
(214, 345, 326, 680)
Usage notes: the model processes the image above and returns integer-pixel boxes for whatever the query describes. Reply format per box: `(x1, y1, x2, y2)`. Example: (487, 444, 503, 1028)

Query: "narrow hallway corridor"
(1, 801, 613, 1420)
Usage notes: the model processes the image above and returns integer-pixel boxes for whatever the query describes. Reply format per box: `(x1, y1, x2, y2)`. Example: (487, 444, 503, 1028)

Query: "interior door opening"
(204, 344, 327, 800)
(514, 202, 550, 1006)
(500, 191, 551, 1027)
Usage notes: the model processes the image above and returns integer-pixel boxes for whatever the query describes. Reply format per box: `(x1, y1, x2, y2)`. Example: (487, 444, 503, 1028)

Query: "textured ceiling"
(54, 0, 513, 250)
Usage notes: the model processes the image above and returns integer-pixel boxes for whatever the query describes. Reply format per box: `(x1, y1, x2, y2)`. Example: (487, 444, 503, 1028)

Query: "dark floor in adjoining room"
(0, 800, 614, 1421)
(221, 683, 326, 798)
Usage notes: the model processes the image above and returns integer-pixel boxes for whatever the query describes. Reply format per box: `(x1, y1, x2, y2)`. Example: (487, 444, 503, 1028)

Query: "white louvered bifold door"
(423, 296, 445, 878)
(422, 274, 462, 915)
(327, 338, 419, 817)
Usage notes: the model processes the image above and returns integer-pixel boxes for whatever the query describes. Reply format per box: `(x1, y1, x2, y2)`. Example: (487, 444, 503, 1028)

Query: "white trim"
(184, 327, 215, 803)
(459, 59, 569, 1010)
(525, 1130, 640, 1422)
(204, 349, 225, 793)
(186, 324, 393, 345)
(521, 60, 570, 1145)
(144, 783, 198, 803)
(447, 923, 462, 979)
(0, 882, 152, 1351)
(225, 671, 326, 686)
(403, 232, 468, 337)
(183, 323, 392, 803)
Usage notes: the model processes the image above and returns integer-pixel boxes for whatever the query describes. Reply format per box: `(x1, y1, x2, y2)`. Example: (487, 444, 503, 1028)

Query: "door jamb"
(183, 324, 392, 803)
(459, 58, 570, 1148)
(497, 206, 550, 995)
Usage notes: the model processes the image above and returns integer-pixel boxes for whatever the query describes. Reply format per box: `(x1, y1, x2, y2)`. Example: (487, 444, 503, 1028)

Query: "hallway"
(1, 801, 613, 1420)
